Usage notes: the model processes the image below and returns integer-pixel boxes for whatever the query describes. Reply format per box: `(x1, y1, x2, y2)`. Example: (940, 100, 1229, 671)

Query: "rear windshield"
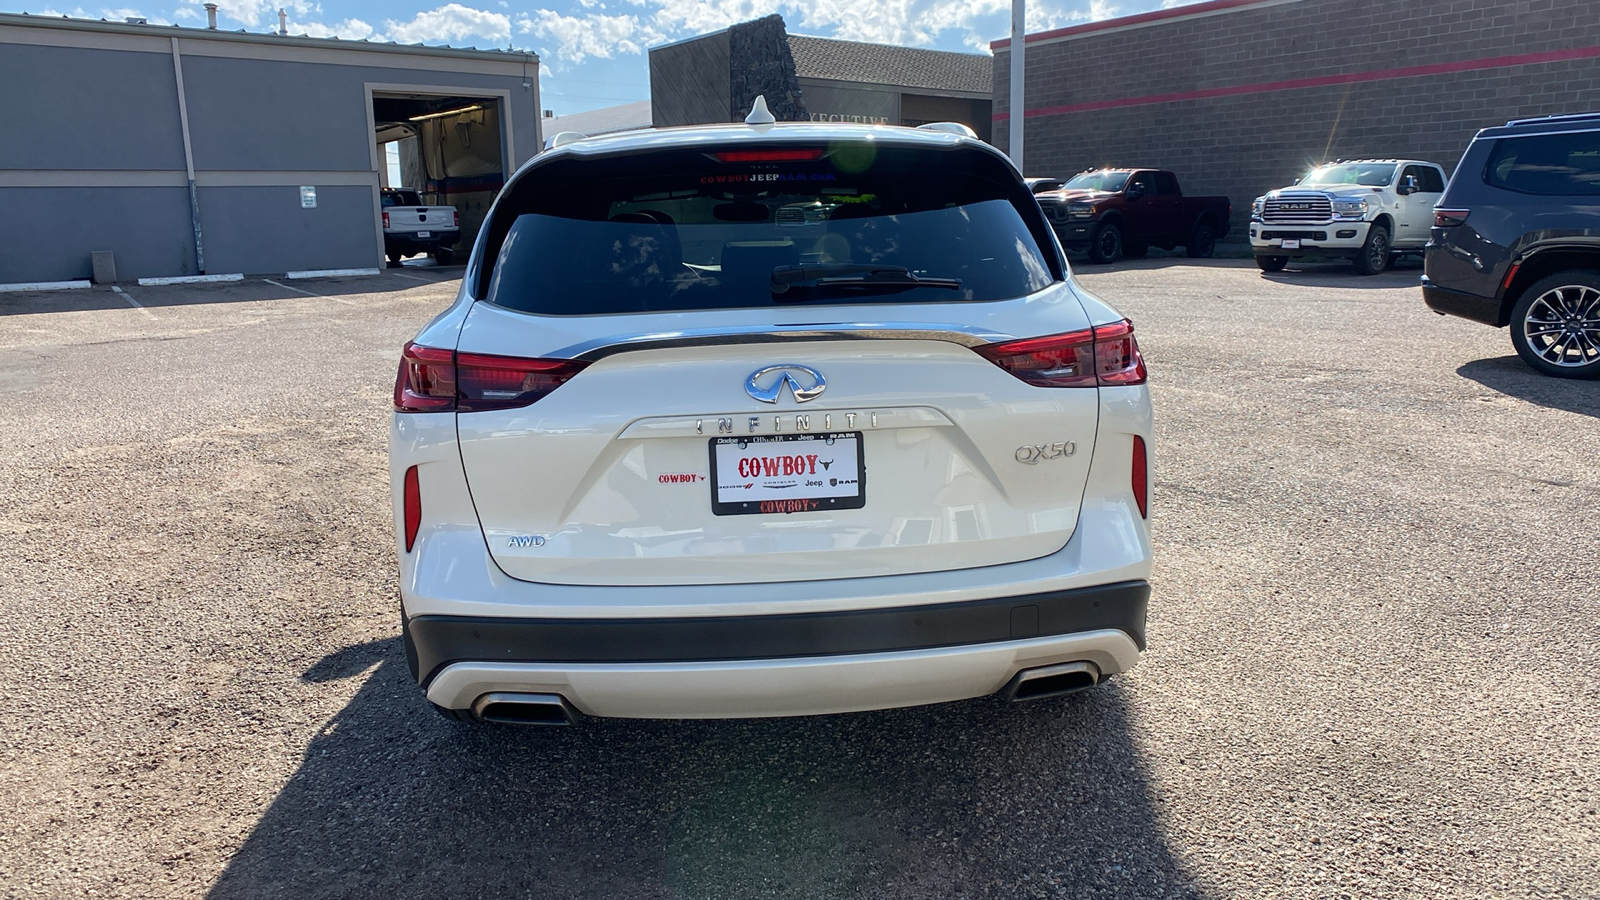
(1485, 130, 1600, 195)
(481, 144, 1058, 315)
(382, 190, 423, 207)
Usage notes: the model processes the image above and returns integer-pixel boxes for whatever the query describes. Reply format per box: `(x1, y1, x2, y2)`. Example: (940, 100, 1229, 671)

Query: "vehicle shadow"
(1249, 255, 1424, 289)
(0, 269, 462, 316)
(208, 638, 1205, 900)
(1457, 355, 1600, 418)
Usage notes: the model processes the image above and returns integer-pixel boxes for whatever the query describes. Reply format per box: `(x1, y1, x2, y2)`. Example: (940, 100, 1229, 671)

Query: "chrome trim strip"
(557, 323, 1014, 361)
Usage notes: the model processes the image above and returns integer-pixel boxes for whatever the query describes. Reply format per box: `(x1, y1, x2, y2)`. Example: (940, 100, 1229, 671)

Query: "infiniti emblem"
(746, 365, 826, 404)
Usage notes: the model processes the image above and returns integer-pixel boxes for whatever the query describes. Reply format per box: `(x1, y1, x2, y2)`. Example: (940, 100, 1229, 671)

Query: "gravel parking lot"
(1, 259, 1595, 899)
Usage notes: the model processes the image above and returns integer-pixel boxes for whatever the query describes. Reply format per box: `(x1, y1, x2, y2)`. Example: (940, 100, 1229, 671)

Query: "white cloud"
(382, 3, 511, 44)
(294, 16, 375, 38)
(518, 8, 665, 66)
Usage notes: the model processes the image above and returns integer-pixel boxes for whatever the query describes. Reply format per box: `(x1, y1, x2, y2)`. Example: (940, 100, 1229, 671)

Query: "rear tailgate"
(385, 206, 455, 235)
(453, 307, 1099, 587)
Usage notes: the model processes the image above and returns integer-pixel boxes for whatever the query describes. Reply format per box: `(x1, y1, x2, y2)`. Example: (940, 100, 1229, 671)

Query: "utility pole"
(1009, 0, 1025, 173)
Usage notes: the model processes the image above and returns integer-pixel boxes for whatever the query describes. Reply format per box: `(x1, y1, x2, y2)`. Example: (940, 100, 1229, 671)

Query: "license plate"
(1280, 239, 1300, 249)
(416, 230, 432, 238)
(710, 432, 865, 516)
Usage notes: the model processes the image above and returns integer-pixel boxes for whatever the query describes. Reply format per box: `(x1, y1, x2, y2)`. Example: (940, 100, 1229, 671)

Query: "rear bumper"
(384, 230, 460, 253)
(1421, 279, 1504, 326)
(422, 627, 1143, 718)
(410, 579, 1146, 681)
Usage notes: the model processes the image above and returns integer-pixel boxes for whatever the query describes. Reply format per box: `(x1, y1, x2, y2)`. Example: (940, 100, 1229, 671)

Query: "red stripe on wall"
(993, 45, 1600, 121)
(991, 0, 1278, 50)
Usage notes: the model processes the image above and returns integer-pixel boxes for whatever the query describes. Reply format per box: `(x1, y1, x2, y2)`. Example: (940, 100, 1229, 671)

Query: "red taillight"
(393, 342, 590, 412)
(455, 352, 590, 411)
(1434, 208, 1470, 228)
(1132, 436, 1148, 519)
(976, 319, 1147, 387)
(394, 343, 456, 411)
(714, 148, 827, 163)
(453, 210, 460, 227)
(403, 465, 421, 552)
(382, 211, 390, 229)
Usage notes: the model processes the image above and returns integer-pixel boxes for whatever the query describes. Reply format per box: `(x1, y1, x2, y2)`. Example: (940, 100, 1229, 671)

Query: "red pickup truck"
(1035, 169, 1232, 264)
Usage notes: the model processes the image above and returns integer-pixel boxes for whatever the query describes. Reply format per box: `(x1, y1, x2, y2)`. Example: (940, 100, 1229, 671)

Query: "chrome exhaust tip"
(1001, 661, 1100, 702)
(471, 691, 578, 726)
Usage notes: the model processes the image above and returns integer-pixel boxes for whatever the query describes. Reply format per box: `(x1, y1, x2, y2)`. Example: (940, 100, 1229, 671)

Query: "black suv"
(1423, 113, 1600, 378)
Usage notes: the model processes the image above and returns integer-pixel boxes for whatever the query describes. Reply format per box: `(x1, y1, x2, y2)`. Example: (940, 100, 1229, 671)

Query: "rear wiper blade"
(770, 264, 962, 298)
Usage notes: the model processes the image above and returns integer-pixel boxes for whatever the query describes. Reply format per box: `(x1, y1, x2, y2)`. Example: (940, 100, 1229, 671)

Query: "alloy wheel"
(1522, 283, 1600, 368)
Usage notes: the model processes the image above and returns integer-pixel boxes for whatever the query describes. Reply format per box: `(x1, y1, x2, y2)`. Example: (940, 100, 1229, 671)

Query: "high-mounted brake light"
(1434, 208, 1470, 228)
(976, 319, 1147, 387)
(714, 148, 827, 163)
(393, 342, 590, 412)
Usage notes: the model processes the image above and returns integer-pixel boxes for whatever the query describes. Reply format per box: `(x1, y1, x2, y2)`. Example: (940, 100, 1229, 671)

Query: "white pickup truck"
(1249, 159, 1448, 275)
(381, 189, 461, 266)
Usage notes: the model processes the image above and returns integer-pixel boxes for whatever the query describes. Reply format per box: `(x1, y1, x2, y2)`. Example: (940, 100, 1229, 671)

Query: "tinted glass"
(1485, 131, 1600, 195)
(1064, 171, 1132, 192)
(1418, 166, 1446, 193)
(484, 146, 1056, 315)
(382, 190, 423, 207)
(1302, 163, 1397, 187)
(1154, 172, 1179, 195)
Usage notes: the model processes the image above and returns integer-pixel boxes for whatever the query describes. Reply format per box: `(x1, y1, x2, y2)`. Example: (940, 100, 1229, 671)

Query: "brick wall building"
(993, 0, 1600, 240)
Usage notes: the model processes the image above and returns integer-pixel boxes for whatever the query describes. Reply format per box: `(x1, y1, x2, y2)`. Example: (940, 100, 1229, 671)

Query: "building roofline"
(0, 11, 538, 64)
(992, 0, 1300, 50)
(788, 32, 990, 63)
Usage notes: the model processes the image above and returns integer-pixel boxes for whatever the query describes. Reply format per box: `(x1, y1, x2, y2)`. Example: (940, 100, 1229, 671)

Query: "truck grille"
(1260, 230, 1327, 241)
(1263, 193, 1332, 224)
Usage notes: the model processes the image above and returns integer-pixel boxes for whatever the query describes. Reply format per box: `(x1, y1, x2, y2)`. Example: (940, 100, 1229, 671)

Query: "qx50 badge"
(746, 365, 826, 404)
(1015, 441, 1076, 465)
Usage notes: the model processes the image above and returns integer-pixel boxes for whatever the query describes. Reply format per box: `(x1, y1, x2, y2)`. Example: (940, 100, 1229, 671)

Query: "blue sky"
(15, 0, 1191, 115)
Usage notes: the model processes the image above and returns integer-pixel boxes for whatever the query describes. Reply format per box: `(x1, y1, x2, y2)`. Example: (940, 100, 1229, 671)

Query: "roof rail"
(1504, 111, 1600, 127)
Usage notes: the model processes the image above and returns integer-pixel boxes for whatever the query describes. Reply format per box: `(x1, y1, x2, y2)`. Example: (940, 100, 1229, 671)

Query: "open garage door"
(372, 92, 507, 266)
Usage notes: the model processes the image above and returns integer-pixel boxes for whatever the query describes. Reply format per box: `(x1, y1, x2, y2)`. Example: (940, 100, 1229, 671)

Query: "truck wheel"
(1087, 222, 1122, 264)
(1186, 222, 1217, 259)
(387, 252, 402, 267)
(1256, 255, 1288, 273)
(1123, 242, 1149, 259)
(1352, 224, 1391, 275)
(431, 249, 455, 266)
(1509, 270, 1600, 379)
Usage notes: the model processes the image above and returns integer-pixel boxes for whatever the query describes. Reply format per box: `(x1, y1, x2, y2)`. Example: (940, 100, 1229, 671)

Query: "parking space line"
(111, 286, 158, 320)
(390, 272, 438, 283)
(263, 278, 358, 305)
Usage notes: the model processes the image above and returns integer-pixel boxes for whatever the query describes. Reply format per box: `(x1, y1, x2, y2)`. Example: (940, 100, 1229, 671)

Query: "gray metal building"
(0, 13, 540, 284)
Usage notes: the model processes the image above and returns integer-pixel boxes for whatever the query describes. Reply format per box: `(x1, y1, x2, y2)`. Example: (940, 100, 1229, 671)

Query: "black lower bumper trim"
(405, 580, 1149, 687)
(1422, 282, 1505, 326)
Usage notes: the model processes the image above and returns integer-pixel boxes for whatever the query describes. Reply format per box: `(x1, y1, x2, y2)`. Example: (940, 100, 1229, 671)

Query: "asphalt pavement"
(0, 258, 1594, 898)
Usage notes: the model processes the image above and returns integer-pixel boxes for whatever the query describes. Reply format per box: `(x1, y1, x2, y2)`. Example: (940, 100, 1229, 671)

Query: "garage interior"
(373, 93, 507, 259)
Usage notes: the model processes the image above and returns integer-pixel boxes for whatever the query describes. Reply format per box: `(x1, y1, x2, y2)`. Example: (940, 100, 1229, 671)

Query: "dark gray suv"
(1422, 113, 1600, 379)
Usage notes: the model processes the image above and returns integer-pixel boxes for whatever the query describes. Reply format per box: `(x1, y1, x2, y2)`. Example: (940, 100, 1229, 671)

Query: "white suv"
(1250, 159, 1448, 274)
(390, 117, 1154, 724)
